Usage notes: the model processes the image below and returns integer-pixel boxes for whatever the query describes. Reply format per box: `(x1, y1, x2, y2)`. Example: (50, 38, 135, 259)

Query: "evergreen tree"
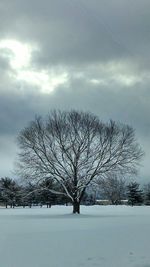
(143, 183, 150, 205)
(127, 182, 143, 206)
(0, 177, 21, 208)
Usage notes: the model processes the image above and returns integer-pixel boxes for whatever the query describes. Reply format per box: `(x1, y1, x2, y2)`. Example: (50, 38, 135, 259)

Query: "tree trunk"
(73, 201, 80, 214)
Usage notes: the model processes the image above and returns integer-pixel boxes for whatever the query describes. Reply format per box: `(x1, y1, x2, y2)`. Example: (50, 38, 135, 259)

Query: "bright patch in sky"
(0, 39, 68, 93)
(0, 39, 142, 93)
(17, 69, 68, 93)
(94, 62, 142, 87)
(113, 74, 141, 86)
(0, 39, 32, 68)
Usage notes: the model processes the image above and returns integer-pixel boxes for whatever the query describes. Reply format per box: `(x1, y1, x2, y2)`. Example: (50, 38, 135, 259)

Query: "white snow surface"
(0, 205, 150, 267)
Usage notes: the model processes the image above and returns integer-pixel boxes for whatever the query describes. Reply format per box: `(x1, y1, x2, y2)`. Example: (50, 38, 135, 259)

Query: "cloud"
(0, 0, 150, 182)
(0, 0, 149, 67)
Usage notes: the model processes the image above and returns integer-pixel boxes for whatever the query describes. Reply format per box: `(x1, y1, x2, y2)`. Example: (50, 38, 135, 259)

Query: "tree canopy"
(17, 110, 143, 213)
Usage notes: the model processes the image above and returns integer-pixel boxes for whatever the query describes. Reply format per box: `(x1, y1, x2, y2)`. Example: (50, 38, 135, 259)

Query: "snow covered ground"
(0, 205, 150, 267)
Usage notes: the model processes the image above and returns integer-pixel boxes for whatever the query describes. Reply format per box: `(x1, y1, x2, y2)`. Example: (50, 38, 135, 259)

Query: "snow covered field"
(0, 205, 150, 267)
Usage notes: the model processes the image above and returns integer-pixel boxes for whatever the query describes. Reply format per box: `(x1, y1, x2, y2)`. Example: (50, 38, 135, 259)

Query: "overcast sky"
(0, 0, 150, 182)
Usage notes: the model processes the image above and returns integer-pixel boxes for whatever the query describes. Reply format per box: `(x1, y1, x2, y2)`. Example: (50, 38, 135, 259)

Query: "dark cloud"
(0, 0, 149, 66)
(0, 0, 150, 182)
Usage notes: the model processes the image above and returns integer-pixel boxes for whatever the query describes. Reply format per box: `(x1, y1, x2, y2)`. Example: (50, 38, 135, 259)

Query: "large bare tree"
(17, 110, 143, 213)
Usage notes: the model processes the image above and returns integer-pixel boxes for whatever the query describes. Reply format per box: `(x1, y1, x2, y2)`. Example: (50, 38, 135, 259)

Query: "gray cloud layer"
(0, 0, 150, 182)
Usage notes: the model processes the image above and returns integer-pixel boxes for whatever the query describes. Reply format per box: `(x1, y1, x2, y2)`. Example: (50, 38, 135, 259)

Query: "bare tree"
(16, 110, 143, 213)
(96, 173, 127, 204)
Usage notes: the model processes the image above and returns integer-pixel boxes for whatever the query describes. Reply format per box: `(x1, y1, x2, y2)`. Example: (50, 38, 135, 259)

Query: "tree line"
(0, 177, 69, 208)
(96, 174, 150, 206)
(0, 176, 150, 208)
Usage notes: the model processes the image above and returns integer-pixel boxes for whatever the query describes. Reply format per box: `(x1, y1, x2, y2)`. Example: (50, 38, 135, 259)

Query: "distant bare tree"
(16, 110, 143, 213)
(96, 173, 127, 204)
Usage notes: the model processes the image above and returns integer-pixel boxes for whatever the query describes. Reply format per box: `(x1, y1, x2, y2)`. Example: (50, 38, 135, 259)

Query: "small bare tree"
(16, 110, 143, 213)
(96, 173, 127, 204)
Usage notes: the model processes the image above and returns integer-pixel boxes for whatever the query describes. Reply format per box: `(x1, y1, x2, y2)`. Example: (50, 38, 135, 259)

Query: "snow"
(0, 205, 150, 267)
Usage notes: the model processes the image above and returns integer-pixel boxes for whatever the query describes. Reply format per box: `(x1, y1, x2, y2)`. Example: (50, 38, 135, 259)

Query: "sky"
(0, 0, 150, 183)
